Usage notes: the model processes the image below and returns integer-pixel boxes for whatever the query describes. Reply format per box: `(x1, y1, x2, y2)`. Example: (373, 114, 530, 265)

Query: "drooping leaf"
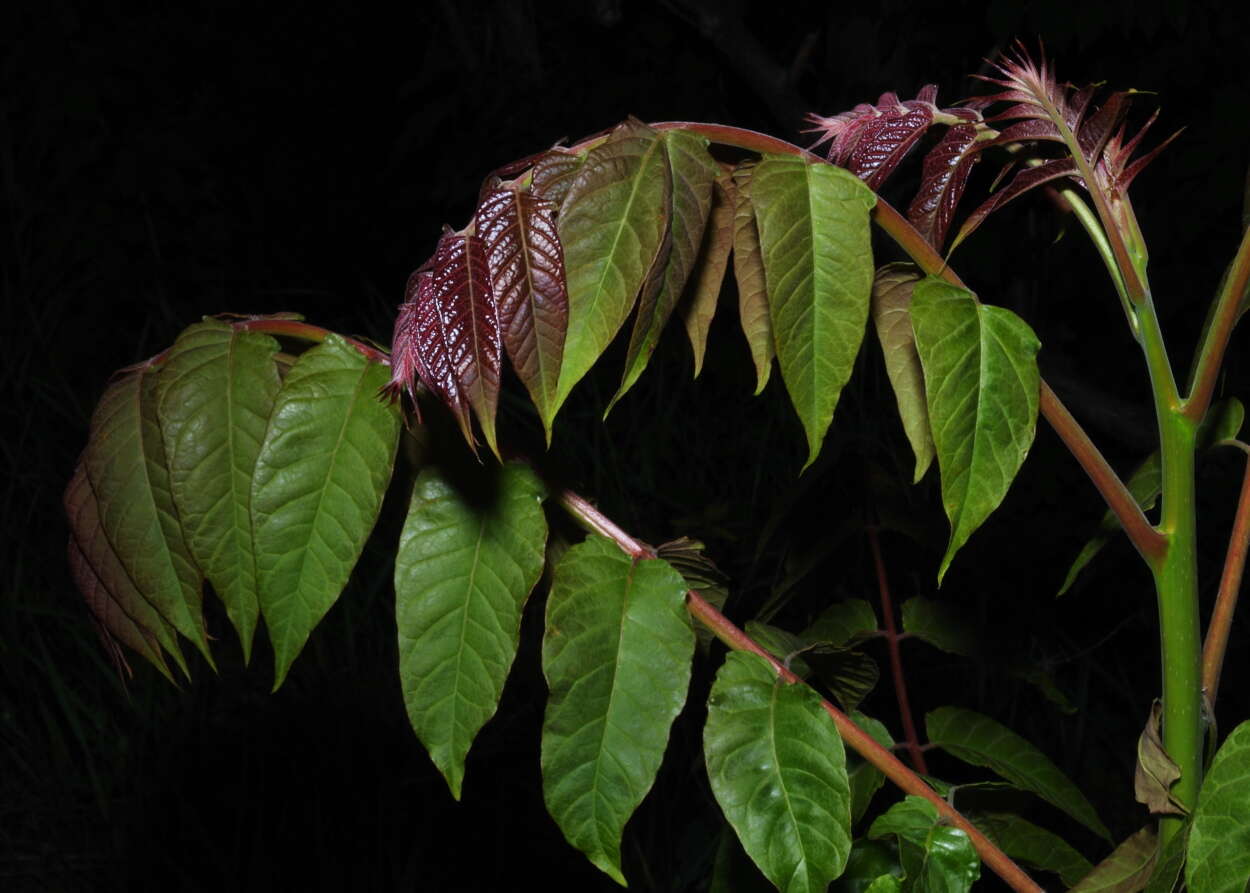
(804, 599, 880, 648)
(79, 364, 212, 663)
(847, 711, 894, 826)
(475, 186, 569, 440)
(705, 650, 852, 893)
(611, 129, 720, 408)
(950, 157, 1077, 253)
(1135, 701, 1185, 815)
(541, 535, 695, 885)
(682, 172, 735, 377)
(395, 462, 547, 800)
(555, 119, 671, 411)
(530, 146, 586, 206)
(900, 597, 976, 657)
(871, 264, 934, 482)
(1070, 827, 1156, 893)
(926, 706, 1110, 840)
(1187, 720, 1250, 893)
(403, 269, 475, 445)
(868, 796, 981, 893)
(971, 812, 1093, 887)
(428, 230, 503, 456)
(908, 123, 982, 251)
(251, 335, 401, 689)
(64, 466, 182, 680)
(154, 319, 283, 662)
(910, 278, 1041, 581)
(749, 154, 877, 469)
(1059, 396, 1243, 594)
(732, 164, 774, 394)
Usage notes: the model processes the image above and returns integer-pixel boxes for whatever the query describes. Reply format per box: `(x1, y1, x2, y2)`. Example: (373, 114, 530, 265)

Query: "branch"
(1201, 442, 1250, 706)
(1184, 223, 1250, 422)
(553, 488, 1044, 893)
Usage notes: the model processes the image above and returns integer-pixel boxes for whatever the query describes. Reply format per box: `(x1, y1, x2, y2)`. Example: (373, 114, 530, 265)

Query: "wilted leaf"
(611, 129, 720, 408)
(251, 336, 401, 689)
(155, 319, 283, 662)
(475, 187, 569, 440)
(1070, 827, 1155, 893)
(556, 119, 671, 412)
(682, 172, 735, 377)
(541, 535, 695, 884)
(705, 651, 852, 892)
(871, 264, 934, 482)
(750, 154, 877, 469)
(396, 462, 547, 799)
(1135, 701, 1185, 816)
(1187, 720, 1250, 893)
(927, 706, 1109, 840)
(910, 278, 1040, 581)
(732, 164, 774, 394)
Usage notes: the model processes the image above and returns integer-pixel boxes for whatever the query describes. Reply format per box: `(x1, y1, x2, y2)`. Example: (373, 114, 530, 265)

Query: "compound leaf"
(396, 462, 548, 800)
(705, 650, 852, 893)
(541, 535, 695, 884)
(251, 335, 401, 689)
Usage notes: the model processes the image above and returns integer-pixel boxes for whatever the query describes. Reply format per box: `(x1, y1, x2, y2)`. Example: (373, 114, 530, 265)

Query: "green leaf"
(395, 462, 548, 800)
(682, 172, 735, 378)
(155, 319, 283, 662)
(556, 119, 671, 411)
(847, 711, 894, 825)
(705, 651, 852, 892)
(910, 278, 1040, 581)
(611, 129, 720, 408)
(804, 599, 880, 648)
(1070, 827, 1156, 893)
(972, 812, 1093, 887)
(82, 364, 212, 663)
(1187, 720, 1250, 893)
(900, 597, 975, 657)
(251, 335, 401, 689)
(872, 264, 935, 483)
(745, 620, 812, 678)
(832, 839, 904, 893)
(1060, 396, 1244, 594)
(1143, 819, 1188, 893)
(732, 164, 774, 394)
(869, 797, 980, 893)
(926, 706, 1110, 840)
(541, 535, 695, 885)
(750, 155, 877, 469)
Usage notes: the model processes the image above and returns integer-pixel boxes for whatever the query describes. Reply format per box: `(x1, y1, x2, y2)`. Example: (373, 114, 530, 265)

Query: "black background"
(3, 1, 1249, 890)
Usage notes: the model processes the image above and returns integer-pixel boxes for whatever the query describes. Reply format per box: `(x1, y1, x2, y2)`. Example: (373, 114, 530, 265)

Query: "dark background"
(3, 1, 1249, 890)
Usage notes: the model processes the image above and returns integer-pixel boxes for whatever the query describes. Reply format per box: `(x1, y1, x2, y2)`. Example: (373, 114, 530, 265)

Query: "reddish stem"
(553, 488, 1043, 893)
(1201, 447, 1250, 706)
(868, 526, 928, 774)
(232, 317, 392, 365)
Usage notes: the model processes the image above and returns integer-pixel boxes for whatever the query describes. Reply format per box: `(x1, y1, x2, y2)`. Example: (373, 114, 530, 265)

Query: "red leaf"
(950, 157, 1077, 251)
(907, 123, 983, 250)
(849, 105, 934, 190)
(475, 186, 569, 439)
(530, 148, 586, 207)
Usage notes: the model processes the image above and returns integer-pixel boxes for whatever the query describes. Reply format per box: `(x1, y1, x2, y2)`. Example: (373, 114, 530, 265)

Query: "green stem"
(552, 488, 1044, 893)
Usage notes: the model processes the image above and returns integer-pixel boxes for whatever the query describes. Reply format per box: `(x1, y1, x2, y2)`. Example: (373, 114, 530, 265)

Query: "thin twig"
(1201, 445, 1250, 706)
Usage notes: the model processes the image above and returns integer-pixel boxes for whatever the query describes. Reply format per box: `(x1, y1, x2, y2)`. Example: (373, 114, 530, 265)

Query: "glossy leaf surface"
(476, 187, 569, 440)
(869, 796, 980, 893)
(750, 154, 877, 468)
(927, 706, 1109, 840)
(396, 463, 548, 799)
(556, 120, 671, 410)
(705, 651, 852, 893)
(541, 535, 694, 884)
(872, 264, 934, 482)
(1187, 721, 1250, 893)
(155, 319, 283, 661)
(251, 336, 401, 689)
(910, 278, 1040, 580)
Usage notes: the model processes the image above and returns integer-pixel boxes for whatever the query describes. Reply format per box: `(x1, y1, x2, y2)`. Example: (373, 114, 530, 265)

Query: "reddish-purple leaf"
(531, 148, 587, 207)
(907, 123, 983, 250)
(848, 105, 934, 190)
(408, 268, 475, 448)
(475, 186, 569, 439)
(950, 157, 1077, 251)
(981, 118, 1063, 149)
(1077, 91, 1130, 162)
(383, 293, 424, 409)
